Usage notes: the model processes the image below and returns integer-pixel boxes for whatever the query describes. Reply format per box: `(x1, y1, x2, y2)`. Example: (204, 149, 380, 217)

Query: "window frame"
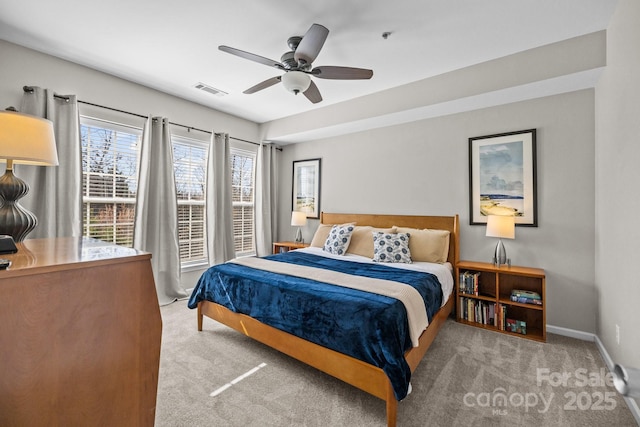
(230, 147, 257, 257)
(172, 135, 209, 270)
(79, 115, 259, 265)
(80, 116, 142, 248)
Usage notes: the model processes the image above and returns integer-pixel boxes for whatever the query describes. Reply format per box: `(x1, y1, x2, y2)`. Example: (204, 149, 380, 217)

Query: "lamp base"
(0, 168, 37, 242)
(493, 239, 510, 267)
(295, 227, 303, 243)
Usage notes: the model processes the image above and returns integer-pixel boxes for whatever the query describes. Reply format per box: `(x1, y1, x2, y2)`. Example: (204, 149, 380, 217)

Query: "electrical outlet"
(616, 324, 620, 345)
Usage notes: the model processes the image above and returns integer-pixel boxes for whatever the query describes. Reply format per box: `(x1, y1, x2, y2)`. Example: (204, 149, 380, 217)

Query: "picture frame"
(469, 129, 537, 226)
(292, 158, 321, 219)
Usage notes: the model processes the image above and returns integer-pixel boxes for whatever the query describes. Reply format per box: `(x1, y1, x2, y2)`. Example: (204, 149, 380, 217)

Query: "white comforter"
(295, 246, 455, 306)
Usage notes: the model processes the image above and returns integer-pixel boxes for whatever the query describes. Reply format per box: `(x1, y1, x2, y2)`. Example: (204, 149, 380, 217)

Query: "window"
(81, 116, 257, 262)
(231, 148, 256, 256)
(173, 137, 207, 266)
(81, 118, 141, 247)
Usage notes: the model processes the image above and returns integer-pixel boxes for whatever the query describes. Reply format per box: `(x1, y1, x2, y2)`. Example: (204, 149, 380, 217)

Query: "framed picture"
(292, 158, 321, 219)
(469, 129, 537, 226)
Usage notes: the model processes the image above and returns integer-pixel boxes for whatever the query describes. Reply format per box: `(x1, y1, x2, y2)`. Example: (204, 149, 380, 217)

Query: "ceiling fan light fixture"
(281, 71, 311, 95)
(219, 23, 372, 103)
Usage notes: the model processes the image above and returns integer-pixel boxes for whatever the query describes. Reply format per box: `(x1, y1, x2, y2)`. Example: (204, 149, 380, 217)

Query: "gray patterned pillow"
(373, 232, 412, 263)
(323, 224, 355, 255)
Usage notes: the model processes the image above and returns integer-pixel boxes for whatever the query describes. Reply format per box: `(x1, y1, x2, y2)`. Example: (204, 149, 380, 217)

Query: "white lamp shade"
(291, 211, 308, 227)
(0, 111, 58, 166)
(486, 215, 515, 239)
(281, 71, 311, 94)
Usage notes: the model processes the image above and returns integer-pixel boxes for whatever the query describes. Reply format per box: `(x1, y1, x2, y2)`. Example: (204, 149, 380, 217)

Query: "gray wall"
(0, 40, 258, 141)
(277, 90, 596, 333)
(595, 0, 640, 390)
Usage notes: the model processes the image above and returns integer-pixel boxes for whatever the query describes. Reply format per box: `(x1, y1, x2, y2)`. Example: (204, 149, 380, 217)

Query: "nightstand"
(272, 241, 310, 254)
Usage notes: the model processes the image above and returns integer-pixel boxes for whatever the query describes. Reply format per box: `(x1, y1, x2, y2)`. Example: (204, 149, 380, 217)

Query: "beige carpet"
(155, 300, 637, 426)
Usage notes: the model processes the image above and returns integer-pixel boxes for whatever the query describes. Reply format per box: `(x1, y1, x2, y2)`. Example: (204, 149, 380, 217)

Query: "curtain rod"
(22, 85, 278, 149)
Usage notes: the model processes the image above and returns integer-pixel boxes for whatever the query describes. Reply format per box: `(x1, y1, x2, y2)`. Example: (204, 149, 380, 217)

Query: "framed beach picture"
(469, 129, 537, 226)
(292, 158, 321, 219)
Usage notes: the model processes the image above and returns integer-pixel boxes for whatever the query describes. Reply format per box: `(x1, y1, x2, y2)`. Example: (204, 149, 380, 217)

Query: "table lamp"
(291, 211, 307, 243)
(485, 214, 515, 267)
(0, 111, 58, 242)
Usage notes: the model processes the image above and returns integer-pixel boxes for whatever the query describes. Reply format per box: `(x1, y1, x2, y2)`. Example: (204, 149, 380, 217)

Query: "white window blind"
(81, 117, 141, 247)
(230, 148, 256, 256)
(173, 136, 207, 266)
(81, 116, 256, 263)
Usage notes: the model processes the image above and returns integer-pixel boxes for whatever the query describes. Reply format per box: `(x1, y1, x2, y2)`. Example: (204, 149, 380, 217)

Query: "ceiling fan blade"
(243, 76, 282, 94)
(311, 66, 373, 80)
(219, 45, 284, 70)
(303, 80, 322, 104)
(294, 24, 329, 65)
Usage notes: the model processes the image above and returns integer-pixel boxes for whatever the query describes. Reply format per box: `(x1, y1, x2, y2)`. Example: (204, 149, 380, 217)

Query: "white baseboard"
(548, 324, 640, 425)
(547, 324, 596, 342)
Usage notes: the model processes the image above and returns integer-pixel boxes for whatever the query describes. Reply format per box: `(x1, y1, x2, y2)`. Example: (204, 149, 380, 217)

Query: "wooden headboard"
(320, 212, 460, 266)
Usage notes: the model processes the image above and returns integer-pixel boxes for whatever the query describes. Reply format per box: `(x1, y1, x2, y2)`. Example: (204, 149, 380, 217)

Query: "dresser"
(0, 237, 162, 426)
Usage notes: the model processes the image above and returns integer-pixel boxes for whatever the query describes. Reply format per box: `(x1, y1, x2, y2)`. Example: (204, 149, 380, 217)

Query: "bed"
(189, 212, 459, 426)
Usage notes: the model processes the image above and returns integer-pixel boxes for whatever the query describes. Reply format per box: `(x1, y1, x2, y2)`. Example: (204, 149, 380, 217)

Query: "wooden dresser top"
(0, 237, 150, 278)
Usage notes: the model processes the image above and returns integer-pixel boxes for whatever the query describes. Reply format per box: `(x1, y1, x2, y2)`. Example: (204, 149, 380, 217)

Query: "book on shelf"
(496, 303, 507, 330)
(461, 299, 527, 335)
(517, 320, 527, 335)
(459, 297, 495, 325)
(510, 295, 543, 305)
(506, 318, 527, 335)
(459, 271, 481, 295)
(511, 289, 540, 300)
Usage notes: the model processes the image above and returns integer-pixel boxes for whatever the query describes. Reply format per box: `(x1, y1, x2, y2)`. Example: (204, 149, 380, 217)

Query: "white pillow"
(323, 224, 356, 255)
(373, 232, 412, 263)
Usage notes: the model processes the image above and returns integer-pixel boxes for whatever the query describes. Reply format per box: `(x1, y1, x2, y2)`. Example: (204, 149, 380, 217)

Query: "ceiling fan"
(219, 23, 373, 104)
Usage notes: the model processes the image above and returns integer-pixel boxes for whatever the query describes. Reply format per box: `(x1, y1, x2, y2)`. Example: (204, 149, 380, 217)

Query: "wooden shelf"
(456, 260, 546, 342)
(498, 297, 544, 310)
(459, 292, 496, 303)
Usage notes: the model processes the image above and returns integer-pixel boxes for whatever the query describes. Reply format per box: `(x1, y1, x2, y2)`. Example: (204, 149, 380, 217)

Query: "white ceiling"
(0, 0, 619, 125)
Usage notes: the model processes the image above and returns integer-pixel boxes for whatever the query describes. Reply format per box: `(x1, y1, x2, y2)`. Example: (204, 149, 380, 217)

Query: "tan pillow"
(310, 223, 356, 248)
(347, 226, 396, 258)
(310, 224, 332, 247)
(394, 227, 450, 263)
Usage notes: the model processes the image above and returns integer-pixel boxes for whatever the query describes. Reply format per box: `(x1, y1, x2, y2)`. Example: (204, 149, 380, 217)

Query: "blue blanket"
(188, 251, 443, 400)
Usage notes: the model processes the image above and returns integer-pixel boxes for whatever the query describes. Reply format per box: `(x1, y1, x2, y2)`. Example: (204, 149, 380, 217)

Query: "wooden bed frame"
(197, 212, 459, 426)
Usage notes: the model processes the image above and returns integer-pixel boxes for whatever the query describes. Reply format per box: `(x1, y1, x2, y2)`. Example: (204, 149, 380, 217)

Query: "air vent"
(193, 82, 228, 97)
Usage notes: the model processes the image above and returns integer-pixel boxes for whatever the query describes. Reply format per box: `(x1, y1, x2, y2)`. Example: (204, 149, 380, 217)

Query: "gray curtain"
(206, 132, 235, 264)
(134, 116, 186, 305)
(17, 86, 82, 238)
(254, 142, 279, 256)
